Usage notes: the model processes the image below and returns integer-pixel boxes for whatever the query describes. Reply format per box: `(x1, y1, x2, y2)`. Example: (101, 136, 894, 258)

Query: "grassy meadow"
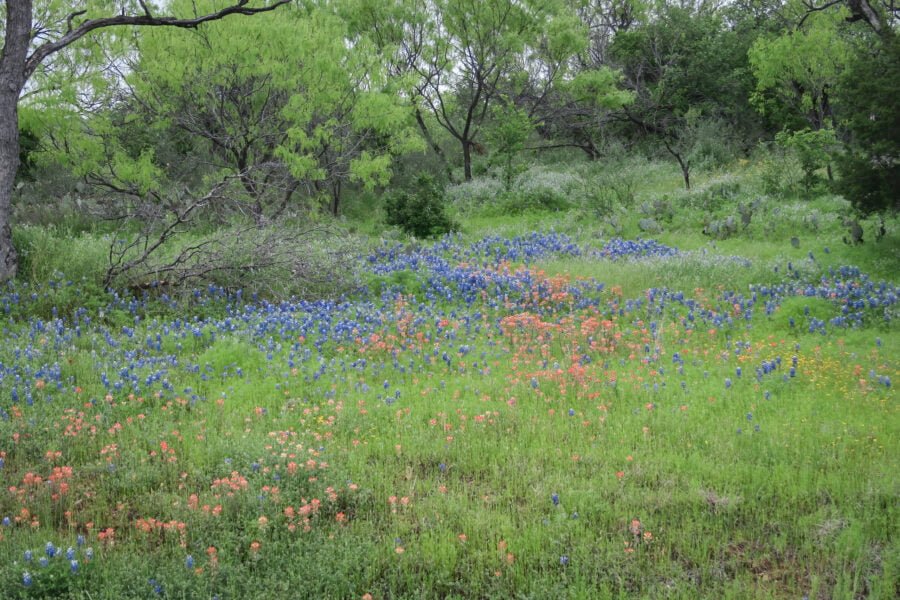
(1, 158, 898, 599)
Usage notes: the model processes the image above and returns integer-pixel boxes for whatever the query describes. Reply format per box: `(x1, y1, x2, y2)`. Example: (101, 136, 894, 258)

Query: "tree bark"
(0, 93, 21, 281)
(680, 161, 691, 190)
(0, 0, 33, 280)
(462, 140, 473, 182)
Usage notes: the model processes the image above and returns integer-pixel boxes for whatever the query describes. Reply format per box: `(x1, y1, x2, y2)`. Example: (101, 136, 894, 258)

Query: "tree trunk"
(414, 108, 454, 183)
(0, 0, 33, 281)
(331, 178, 341, 217)
(0, 93, 20, 280)
(462, 140, 473, 181)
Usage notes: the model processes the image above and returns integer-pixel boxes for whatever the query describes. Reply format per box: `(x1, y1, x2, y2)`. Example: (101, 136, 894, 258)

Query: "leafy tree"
(610, 4, 753, 188)
(0, 0, 291, 280)
(833, 32, 899, 213)
(413, 0, 585, 181)
(486, 102, 533, 190)
(749, 13, 849, 134)
(533, 66, 633, 160)
(36, 2, 418, 220)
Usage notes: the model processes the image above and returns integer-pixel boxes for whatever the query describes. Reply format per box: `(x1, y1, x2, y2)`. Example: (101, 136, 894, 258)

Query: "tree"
(530, 66, 633, 160)
(414, 0, 586, 181)
(833, 31, 899, 213)
(749, 13, 849, 134)
(610, 4, 754, 188)
(486, 102, 533, 190)
(119, 3, 416, 219)
(799, 0, 898, 36)
(0, 0, 290, 281)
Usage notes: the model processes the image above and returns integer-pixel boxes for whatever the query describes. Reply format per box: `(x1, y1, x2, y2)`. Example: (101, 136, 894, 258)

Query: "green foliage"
(757, 142, 805, 197)
(567, 68, 634, 109)
(749, 15, 848, 130)
(833, 34, 900, 214)
(12, 226, 108, 286)
(384, 174, 458, 238)
(775, 128, 839, 191)
(486, 104, 534, 191)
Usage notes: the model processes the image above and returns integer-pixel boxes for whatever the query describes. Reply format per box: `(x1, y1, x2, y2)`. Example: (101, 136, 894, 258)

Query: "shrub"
(494, 188, 573, 215)
(384, 174, 458, 238)
(582, 168, 638, 216)
(446, 177, 504, 213)
(757, 142, 804, 197)
(775, 128, 839, 192)
(691, 178, 741, 212)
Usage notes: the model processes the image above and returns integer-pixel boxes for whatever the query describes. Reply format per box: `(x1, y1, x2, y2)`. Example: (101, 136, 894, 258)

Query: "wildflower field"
(1, 186, 898, 598)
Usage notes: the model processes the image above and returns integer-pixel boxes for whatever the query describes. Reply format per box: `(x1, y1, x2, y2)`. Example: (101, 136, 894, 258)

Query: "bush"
(757, 142, 804, 197)
(775, 128, 838, 192)
(582, 168, 638, 217)
(691, 178, 742, 212)
(384, 174, 458, 238)
(446, 177, 504, 213)
(494, 188, 573, 215)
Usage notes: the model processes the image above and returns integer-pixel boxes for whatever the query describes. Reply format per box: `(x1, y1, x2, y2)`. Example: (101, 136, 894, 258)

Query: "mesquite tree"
(0, 0, 289, 280)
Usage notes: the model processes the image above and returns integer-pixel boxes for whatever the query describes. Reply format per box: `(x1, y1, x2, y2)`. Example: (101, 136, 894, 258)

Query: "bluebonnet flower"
(559, 555, 569, 565)
(70, 560, 79, 573)
(186, 555, 194, 569)
(551, 493, 559, 506)
(23, 572, 32, 587)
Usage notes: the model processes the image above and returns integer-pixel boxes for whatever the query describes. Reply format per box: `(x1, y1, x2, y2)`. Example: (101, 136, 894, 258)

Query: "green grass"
(1, 158, 897, 598)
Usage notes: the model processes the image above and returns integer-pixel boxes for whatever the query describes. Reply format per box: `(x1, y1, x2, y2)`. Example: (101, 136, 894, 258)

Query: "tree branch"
(25, 0, 292, 79)
(66, 10, 88, 33)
